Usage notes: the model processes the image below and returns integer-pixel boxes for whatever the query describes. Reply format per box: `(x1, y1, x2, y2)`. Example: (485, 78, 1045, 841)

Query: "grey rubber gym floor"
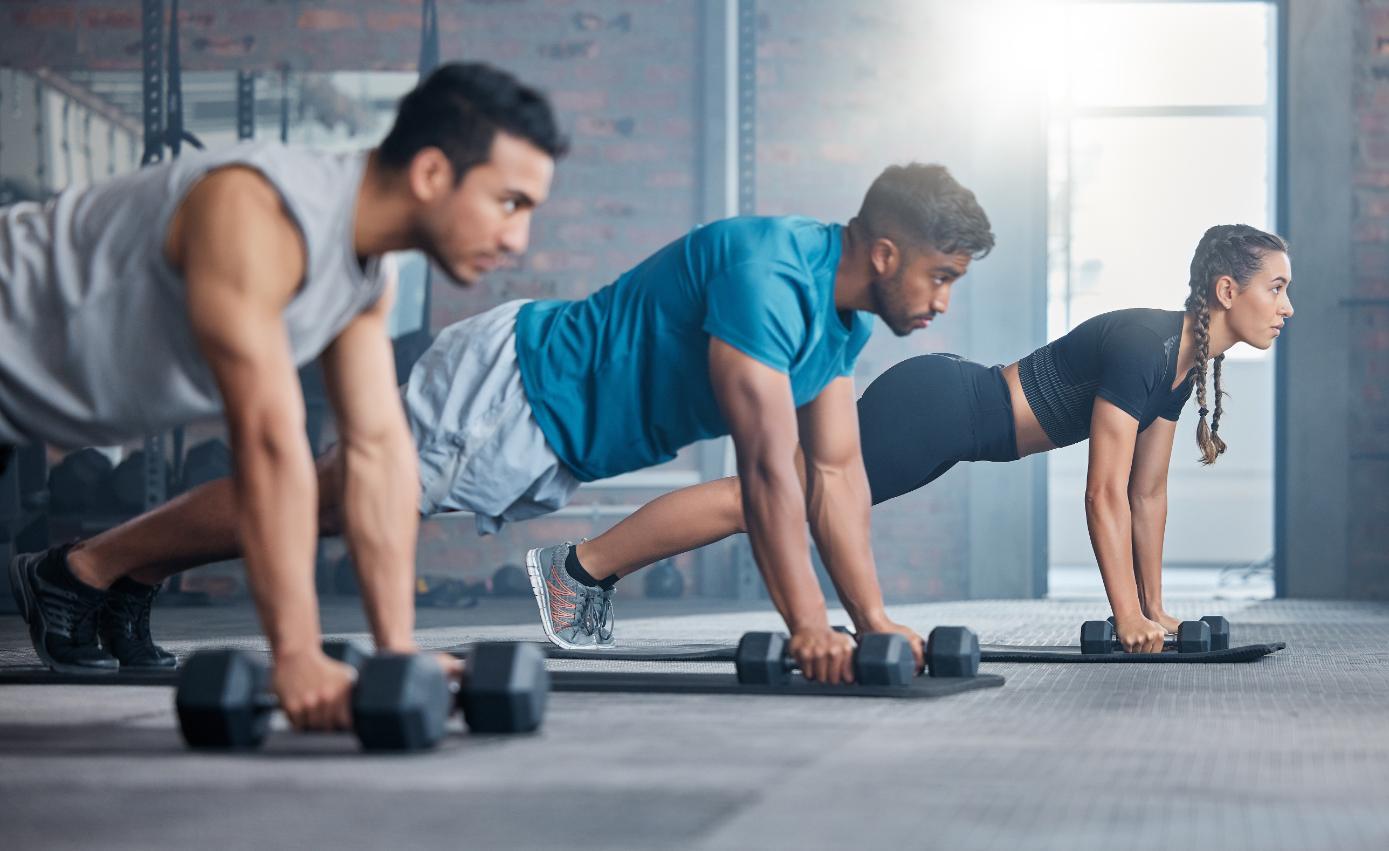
(2, 596, 1387, 850)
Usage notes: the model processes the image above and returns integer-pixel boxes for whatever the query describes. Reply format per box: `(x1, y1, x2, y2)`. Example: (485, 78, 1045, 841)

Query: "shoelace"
(105, 587, 158, 641)
(593, 588, 614, 641)
(573, 586, 614, 639)
(546, 560, 581, 630)
(37, 579, 101, 642)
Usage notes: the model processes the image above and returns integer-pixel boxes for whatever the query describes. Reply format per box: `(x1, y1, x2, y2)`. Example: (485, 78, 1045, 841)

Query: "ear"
(870, 238, 901, 278)
(1213, 274, 1238, 310)
(408, 147, 454, 203)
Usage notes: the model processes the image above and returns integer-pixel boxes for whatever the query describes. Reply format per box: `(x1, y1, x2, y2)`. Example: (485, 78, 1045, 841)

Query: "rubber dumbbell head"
(1175, 619, 1212, 654)
(457, 642, 549, 734)
(853, 633, 915, 686)
(735, 631, 790, 686)
(926, 626, 980, 678)
(1200, 615, 1230, 651)
(352, 654, 450, 752)
(1080, 620, 1116, 655)
(322, 639, 369, 670)
(175, 649, 273, 750)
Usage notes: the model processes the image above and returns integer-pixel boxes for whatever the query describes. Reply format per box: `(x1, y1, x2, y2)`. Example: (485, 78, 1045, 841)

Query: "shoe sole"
(8, 554, 117, 676)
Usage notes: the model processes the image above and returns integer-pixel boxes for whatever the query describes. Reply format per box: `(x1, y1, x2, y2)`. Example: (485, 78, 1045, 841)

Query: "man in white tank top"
(4, 63, 565, 732)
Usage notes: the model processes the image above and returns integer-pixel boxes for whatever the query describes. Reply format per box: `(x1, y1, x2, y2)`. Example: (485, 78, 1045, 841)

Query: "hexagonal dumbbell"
(453, 642, 549, 734)
(175, 646, 450, 752)
(351, 653, 451, 751)
(1199, 615, 1231, 651)
(174, 648, 274, 750)
(1082, 619, 1211, 654)
(924, 626, 980, 678)
(322, 639, 369, 670)
(733, 630, 914, 687)
(1104, 614, 1231, 652)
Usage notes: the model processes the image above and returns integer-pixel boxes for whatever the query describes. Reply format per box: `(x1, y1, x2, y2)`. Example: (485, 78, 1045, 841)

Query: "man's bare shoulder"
(168, 165, 305, 283)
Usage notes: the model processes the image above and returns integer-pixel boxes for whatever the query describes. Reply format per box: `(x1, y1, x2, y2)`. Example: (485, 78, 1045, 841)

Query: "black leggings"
(857, 353, 1019, 505)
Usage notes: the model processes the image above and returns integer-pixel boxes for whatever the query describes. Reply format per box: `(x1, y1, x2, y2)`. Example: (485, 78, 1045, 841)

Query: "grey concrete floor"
(1, 595, 1387, 850)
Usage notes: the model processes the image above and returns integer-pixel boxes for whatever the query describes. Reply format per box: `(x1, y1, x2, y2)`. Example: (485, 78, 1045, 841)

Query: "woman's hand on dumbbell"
(1112, 613, 1167, 654)
(788, 626, 857, 685)
(271, 649, 356, 733)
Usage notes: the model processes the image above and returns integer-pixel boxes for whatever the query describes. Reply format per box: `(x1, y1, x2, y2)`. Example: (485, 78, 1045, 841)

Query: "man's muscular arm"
(709, 339, 856, 684)
(798, 377, 924, 669)
(171, 167, 351, 730)
(319, 268, 420, 654)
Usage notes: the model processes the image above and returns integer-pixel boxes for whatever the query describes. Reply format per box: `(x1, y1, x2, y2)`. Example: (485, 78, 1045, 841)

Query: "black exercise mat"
(0, 664, 1003, 698)
(547, 669, 1004, 698)
(449, 639, 1287, 664)
(977, 642, 1286, 663)
(451, 641, 736, 663)
(0, 667, 177, 686)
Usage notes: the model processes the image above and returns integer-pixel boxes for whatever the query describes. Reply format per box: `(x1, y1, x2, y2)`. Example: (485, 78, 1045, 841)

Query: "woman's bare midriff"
(1002, 362, 1057, 458)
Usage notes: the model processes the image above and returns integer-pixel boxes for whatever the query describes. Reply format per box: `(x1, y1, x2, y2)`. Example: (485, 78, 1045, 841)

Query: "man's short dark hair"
(378, 62, 568, 181)
(855, 163, 994, 259)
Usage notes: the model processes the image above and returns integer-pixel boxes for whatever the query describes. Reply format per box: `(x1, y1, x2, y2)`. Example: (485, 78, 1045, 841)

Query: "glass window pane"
(1055, 115, 1269, 337)
(1062, 3, 1271, 107)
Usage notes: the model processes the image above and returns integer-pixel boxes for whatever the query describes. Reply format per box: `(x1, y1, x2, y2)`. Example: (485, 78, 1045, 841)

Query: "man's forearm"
(232, 422, 322, 660)
(339, 432, 419, 653)
(1128, 492, 1168, 612)
(805, 462, 890, 631)
(740, 457, 829, 633)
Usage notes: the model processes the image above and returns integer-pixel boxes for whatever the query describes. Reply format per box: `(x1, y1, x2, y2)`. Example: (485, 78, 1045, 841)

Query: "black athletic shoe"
(98, 577, 177, 669)
(8, 545, 118, 674)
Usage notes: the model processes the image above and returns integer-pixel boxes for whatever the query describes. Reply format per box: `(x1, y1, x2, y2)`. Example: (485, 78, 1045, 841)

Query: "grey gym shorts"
(402, 300, 580, 534)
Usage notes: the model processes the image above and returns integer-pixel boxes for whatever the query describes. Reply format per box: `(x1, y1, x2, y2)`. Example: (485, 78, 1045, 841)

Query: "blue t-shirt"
(515, 216, 873, 482)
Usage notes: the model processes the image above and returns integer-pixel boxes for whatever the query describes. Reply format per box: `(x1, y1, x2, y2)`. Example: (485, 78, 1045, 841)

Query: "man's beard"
(419, 245, 475, 287)
(870, 268, 917, 337)
(414, 218, 477, 288)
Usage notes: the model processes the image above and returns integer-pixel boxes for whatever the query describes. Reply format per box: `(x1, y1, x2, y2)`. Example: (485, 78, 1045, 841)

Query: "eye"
(1271, 285, 1282, 295)
(501, 198, 519, 214)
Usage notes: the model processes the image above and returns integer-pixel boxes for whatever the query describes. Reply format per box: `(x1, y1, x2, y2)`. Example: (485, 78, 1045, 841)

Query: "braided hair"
(1184, 224, 1288, 465)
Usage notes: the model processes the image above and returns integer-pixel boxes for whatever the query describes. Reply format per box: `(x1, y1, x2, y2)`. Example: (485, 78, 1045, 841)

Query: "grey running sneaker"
(525, 542, 615, 650)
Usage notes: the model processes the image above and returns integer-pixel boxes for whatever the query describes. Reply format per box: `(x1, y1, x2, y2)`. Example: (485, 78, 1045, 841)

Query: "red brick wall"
(754, 1, 973, 601)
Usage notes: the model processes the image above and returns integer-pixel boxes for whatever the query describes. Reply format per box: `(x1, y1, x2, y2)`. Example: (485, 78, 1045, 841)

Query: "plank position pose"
(18, 163, 996, 684)
(4, 63, 565, 727)
(567, 224, 1292, 654)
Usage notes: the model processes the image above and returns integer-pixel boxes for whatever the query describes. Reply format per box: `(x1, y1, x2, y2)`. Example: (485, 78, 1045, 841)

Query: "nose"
(1281, 294, 1294, 319)
(933, 284, 953, 316)
(500, 213, 531, 256)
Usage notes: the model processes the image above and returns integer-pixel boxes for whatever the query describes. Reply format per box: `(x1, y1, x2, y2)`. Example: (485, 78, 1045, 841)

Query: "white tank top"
(0, 142, 388, 447)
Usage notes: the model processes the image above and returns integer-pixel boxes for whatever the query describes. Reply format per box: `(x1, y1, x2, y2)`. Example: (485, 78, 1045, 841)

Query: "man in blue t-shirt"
(54, 163, 993, 684)
(415, 162, 991, 682)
